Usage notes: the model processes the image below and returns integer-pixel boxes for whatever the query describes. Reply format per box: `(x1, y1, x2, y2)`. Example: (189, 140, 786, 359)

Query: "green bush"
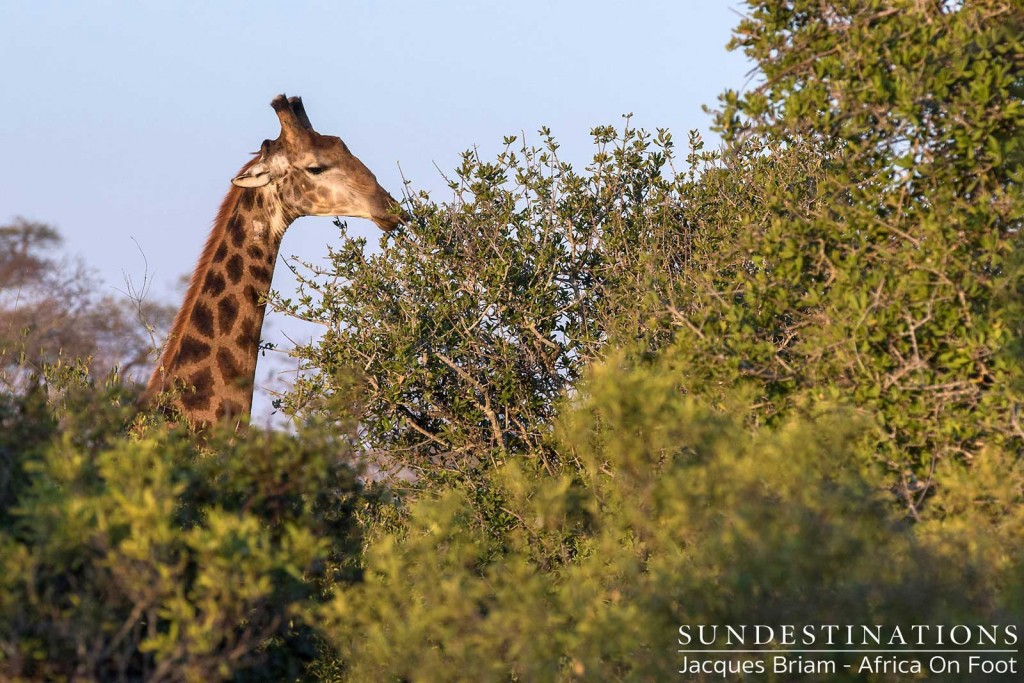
(316, 353, 1022, 682)
(679, 0, 1024, 512)
(278, 123, 702, 478)
(0, 376, 368, 682)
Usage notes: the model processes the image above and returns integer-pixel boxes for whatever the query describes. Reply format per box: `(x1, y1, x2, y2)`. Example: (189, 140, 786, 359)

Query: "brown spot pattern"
(213, 242, 228, 263)
(246, 244, 265, 260)
(216, 399, 244, 420)
(226, 254, 244, 283)
(190, 301, 215, 338)
(216, 347, 242, 381)
(180, 368, 213, 410)
(202, 271, 226, 296)
(244, 284, 261, 306)
(236, 317, 258, 349)
(176, 335, 211, 364)
(248, 264, 272, 283)
(228, 217, 246, 247)
(217, 294, 240, 334)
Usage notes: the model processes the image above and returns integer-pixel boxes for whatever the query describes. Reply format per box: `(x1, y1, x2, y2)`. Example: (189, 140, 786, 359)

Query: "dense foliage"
(696, 0, 1024, 515)
(2, 1, 1022, 680)
(0, 376, 370, 681)
(316, 354, 1022, 681)
(278, 122, 694, 477)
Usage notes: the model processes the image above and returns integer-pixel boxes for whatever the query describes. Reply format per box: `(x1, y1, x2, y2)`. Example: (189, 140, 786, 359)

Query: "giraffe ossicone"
(145, 94, 405, 427)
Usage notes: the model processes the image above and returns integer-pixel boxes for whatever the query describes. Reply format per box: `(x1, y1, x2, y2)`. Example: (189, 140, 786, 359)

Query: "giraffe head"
(231, 94, 406, 231)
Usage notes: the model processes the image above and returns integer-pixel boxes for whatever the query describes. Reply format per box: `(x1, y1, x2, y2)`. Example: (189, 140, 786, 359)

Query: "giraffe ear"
(231, 163, 270, 188)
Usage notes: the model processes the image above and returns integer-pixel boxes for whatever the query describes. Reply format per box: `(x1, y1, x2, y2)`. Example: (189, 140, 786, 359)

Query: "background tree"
(676, 0, 1024, 515)
(0, 218, 175, 391)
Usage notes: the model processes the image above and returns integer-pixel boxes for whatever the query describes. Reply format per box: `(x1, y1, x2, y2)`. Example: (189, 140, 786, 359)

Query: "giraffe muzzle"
(373, 208, 411, 231)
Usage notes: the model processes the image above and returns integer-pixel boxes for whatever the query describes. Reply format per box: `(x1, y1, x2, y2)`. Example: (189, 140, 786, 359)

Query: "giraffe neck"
(145, 185, 289, 427)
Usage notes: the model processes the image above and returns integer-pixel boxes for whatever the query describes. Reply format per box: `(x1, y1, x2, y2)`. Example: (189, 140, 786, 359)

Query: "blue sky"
(1, 1, 751, 417)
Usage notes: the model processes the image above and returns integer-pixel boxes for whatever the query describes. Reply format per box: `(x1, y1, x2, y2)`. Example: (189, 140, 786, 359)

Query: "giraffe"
(144, 94, 404, 427)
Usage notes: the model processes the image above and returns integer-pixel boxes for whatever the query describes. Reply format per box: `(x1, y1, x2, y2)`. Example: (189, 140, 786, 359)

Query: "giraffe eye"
(306, 165, 326, 175)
